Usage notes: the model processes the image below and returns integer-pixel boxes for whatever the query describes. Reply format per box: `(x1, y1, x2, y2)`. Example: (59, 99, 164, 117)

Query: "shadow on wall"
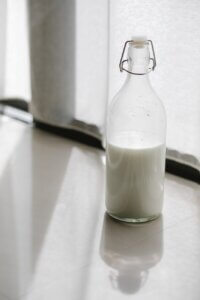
(29, 0, 109, 133)
(29, 0, 75, 124)
(100, 213, 163, 295)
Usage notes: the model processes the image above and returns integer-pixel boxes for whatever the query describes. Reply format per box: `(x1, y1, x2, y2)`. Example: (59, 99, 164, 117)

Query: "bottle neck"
(125, 71, 150, 85)
(125, 43, 150, 86)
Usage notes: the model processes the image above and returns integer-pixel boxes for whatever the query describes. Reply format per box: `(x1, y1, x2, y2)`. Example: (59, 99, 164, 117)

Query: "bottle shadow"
(100, 213, 163, 295)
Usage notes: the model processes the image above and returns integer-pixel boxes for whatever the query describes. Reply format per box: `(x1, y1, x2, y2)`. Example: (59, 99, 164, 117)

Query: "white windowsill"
(0, 115, 199, 300)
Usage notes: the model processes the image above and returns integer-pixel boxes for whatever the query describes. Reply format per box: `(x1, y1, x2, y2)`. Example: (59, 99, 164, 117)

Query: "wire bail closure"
(119, 40, 156, 75)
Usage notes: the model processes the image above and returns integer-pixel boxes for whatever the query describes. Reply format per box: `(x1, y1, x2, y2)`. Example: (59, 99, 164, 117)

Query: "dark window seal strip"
(166, 159, 199, 184)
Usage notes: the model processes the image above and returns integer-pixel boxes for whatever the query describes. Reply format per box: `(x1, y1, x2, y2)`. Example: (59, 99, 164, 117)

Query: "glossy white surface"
(0, 116, 199, 300)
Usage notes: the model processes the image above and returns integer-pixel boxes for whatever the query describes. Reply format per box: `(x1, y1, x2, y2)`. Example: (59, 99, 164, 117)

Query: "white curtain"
(0, 0, 30, 100)
(109, 0, 200, 168)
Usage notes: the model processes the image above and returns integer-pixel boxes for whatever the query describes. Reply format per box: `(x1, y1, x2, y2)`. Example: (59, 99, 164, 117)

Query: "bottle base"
(107, 212, 161, 223)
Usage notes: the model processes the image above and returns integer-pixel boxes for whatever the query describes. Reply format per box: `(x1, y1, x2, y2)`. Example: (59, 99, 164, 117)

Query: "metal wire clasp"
(119, 40, 156, 75)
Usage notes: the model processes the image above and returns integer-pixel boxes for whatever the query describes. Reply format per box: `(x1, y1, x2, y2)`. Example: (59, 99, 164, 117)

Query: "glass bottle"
(106, 37, 167, 223)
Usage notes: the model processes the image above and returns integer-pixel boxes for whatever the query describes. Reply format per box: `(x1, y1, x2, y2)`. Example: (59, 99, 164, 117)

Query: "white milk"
(106, 134, 165, 221)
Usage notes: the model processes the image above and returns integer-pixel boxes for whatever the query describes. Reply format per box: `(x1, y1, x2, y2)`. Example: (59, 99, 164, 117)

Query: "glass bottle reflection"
(100, 214, 163, 294)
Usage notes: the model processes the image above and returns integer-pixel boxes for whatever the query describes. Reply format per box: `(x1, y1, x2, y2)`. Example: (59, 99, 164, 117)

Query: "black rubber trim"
(166, 159, 199, 184)
(0, 99, 28, 112)
(34, 119, 104, 150)
(36, 120, 199, 183)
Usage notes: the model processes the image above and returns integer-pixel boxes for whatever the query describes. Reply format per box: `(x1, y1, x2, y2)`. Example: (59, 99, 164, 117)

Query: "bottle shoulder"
(109, 82, 166, 119)
(107, 79, 167, 142)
